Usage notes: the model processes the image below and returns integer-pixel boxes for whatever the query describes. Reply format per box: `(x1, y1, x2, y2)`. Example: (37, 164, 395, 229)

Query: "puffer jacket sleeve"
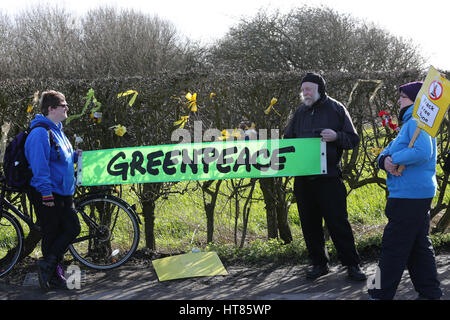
(391, 120, 434, 165)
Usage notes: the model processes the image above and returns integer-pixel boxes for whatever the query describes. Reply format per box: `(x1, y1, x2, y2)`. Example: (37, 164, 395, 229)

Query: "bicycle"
(0, 176, 141, 278)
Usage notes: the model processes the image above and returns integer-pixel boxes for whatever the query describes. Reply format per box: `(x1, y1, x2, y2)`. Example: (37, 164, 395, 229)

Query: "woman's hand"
(384, 156, 402, 176)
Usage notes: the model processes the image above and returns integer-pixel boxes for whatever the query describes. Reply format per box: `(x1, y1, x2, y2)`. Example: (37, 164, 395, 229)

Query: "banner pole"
(397, 126, 422, 173)
(76, 153, 83, 186)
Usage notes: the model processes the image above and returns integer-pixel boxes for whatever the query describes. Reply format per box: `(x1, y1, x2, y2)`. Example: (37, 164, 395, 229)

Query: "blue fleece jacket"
(377, 105, 437, 198)
(25, 114, 77, 197)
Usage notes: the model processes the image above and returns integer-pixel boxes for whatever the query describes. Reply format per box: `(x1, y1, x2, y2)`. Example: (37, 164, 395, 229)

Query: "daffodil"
(112, 124, 127, 137)
(210, 92, 216, 99)
(219, 128, 241, 140)
(174, 115, 189, 129)
(26, 104, 33, 113)
(185, 92, 197, 112)
(370, 147, 383, 156)
(264, 97, 281, 116)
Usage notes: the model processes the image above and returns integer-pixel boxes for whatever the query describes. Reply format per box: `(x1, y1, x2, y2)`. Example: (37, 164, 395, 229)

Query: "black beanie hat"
(301, 72, 326, 97)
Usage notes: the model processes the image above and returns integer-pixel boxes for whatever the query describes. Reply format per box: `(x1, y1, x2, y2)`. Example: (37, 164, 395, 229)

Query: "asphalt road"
(1, 254, 448, 301)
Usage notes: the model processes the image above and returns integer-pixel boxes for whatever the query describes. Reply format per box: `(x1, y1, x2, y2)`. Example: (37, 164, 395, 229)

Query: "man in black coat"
(284, 72, 366, 281)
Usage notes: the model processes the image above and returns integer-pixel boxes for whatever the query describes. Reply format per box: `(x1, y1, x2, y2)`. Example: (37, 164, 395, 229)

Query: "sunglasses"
(53, 104, 69, 108)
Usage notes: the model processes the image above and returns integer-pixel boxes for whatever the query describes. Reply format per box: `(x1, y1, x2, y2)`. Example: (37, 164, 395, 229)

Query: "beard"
(301, 90, 321, 107)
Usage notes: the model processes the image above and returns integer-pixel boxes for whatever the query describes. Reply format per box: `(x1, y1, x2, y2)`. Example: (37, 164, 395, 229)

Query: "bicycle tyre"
(69, 194, 140, 270)
(0, 211, 24, 278)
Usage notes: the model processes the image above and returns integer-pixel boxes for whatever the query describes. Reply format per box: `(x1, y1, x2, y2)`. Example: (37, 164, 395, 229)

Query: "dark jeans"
(28, 188, 81, 262)
(294, 176, 360, 266)
(368, 198, 442, 300)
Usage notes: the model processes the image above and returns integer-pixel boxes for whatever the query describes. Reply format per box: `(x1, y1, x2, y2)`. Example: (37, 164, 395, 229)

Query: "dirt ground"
(0, 250, 448, 302)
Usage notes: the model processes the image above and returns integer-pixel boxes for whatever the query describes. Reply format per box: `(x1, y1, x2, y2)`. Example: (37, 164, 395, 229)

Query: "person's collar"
(308, 93, 327, 109)
(398, 104, 414, 126)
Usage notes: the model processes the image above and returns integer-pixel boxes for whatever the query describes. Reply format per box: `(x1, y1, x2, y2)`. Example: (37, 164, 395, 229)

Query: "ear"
(47, 106, 54, 116)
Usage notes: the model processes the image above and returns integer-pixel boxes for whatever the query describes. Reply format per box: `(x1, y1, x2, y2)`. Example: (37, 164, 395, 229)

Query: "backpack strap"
(29, 123, 60, 160)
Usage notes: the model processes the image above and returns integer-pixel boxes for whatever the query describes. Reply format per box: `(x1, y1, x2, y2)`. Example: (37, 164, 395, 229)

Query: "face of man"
(301, 82, 320, 106)
(48, 100, 69, 123)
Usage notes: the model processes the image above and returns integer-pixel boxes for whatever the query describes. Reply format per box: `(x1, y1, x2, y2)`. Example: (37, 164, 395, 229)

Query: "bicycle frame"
(70, 206, 102, 244)
(0, 187, 40, 232)
(70, 193, 141, 244)
(0, 186, 107, 244)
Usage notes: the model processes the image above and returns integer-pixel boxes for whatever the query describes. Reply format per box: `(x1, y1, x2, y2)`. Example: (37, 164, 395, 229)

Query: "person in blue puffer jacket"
(368, 81, 442, 300)
(25, 90, 82, 291)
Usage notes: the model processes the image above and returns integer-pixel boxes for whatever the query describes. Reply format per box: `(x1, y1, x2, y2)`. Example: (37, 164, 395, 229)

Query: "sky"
(1, 0, 449, 70)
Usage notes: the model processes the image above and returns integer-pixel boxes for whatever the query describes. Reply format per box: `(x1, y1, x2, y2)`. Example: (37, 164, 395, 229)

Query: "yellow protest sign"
(412, 66, 450, 137)
(152, 252, 228, 281)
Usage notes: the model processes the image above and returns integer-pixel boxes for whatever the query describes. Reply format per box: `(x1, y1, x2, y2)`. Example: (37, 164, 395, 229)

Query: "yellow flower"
(370, 147, 383, 156)
(185, 92, 197, 112)
(219, 128, 241, 140)
(112, 124, 127, 137)
(26, 104, 33, 113)
(264, 97, 281, 116)
(218, 129, 229, 141)
(210, 92, 216, 99)
(174, 116, 189, 129)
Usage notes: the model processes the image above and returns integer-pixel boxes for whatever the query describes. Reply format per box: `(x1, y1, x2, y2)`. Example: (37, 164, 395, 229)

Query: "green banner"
(77, 138, 327, 186)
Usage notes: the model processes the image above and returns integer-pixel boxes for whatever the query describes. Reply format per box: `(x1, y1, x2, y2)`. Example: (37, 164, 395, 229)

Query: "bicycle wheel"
(0, 211, 24, 278)
(69, 195, 140, 270)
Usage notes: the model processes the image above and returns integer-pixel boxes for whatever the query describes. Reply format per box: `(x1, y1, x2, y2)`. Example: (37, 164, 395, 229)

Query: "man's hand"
(320, 129, 337, 142)
(384, 156, 402, 176)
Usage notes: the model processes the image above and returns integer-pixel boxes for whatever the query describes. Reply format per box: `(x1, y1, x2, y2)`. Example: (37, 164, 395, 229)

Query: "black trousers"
(28, 188, 81, 261)
(368, 198, 442, 300)
(294, 176, 360, 266)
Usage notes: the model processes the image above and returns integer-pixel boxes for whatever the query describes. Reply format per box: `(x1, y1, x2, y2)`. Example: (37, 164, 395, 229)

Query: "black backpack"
(3, 123, 57, 191)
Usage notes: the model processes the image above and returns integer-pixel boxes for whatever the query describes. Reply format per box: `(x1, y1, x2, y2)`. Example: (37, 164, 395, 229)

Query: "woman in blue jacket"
(368, 82, 442, 300)
(25, 90, 81, 291)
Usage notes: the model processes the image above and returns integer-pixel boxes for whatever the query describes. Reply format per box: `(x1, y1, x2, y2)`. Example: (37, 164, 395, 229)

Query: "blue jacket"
(377, 105, 437, 198)
(25, 114, 78, 197)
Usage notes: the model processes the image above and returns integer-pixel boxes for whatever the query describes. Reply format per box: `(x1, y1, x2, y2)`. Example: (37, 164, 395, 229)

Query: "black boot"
(49, 264, 68, 290)
(347, 265, 367, 281)
(36, 254, 57, 291)
(306, 264, 329, 280)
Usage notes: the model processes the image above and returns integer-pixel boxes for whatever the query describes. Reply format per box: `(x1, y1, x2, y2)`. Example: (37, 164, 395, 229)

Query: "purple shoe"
(56, 264, 66, 281)
(49, 264, 67, 289)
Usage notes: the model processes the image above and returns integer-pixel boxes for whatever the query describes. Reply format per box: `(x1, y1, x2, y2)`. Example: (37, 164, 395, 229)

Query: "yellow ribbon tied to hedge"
(118, 90, 139, 107)
(174, 115, 189, 129)
(264, 97, 281, 116)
